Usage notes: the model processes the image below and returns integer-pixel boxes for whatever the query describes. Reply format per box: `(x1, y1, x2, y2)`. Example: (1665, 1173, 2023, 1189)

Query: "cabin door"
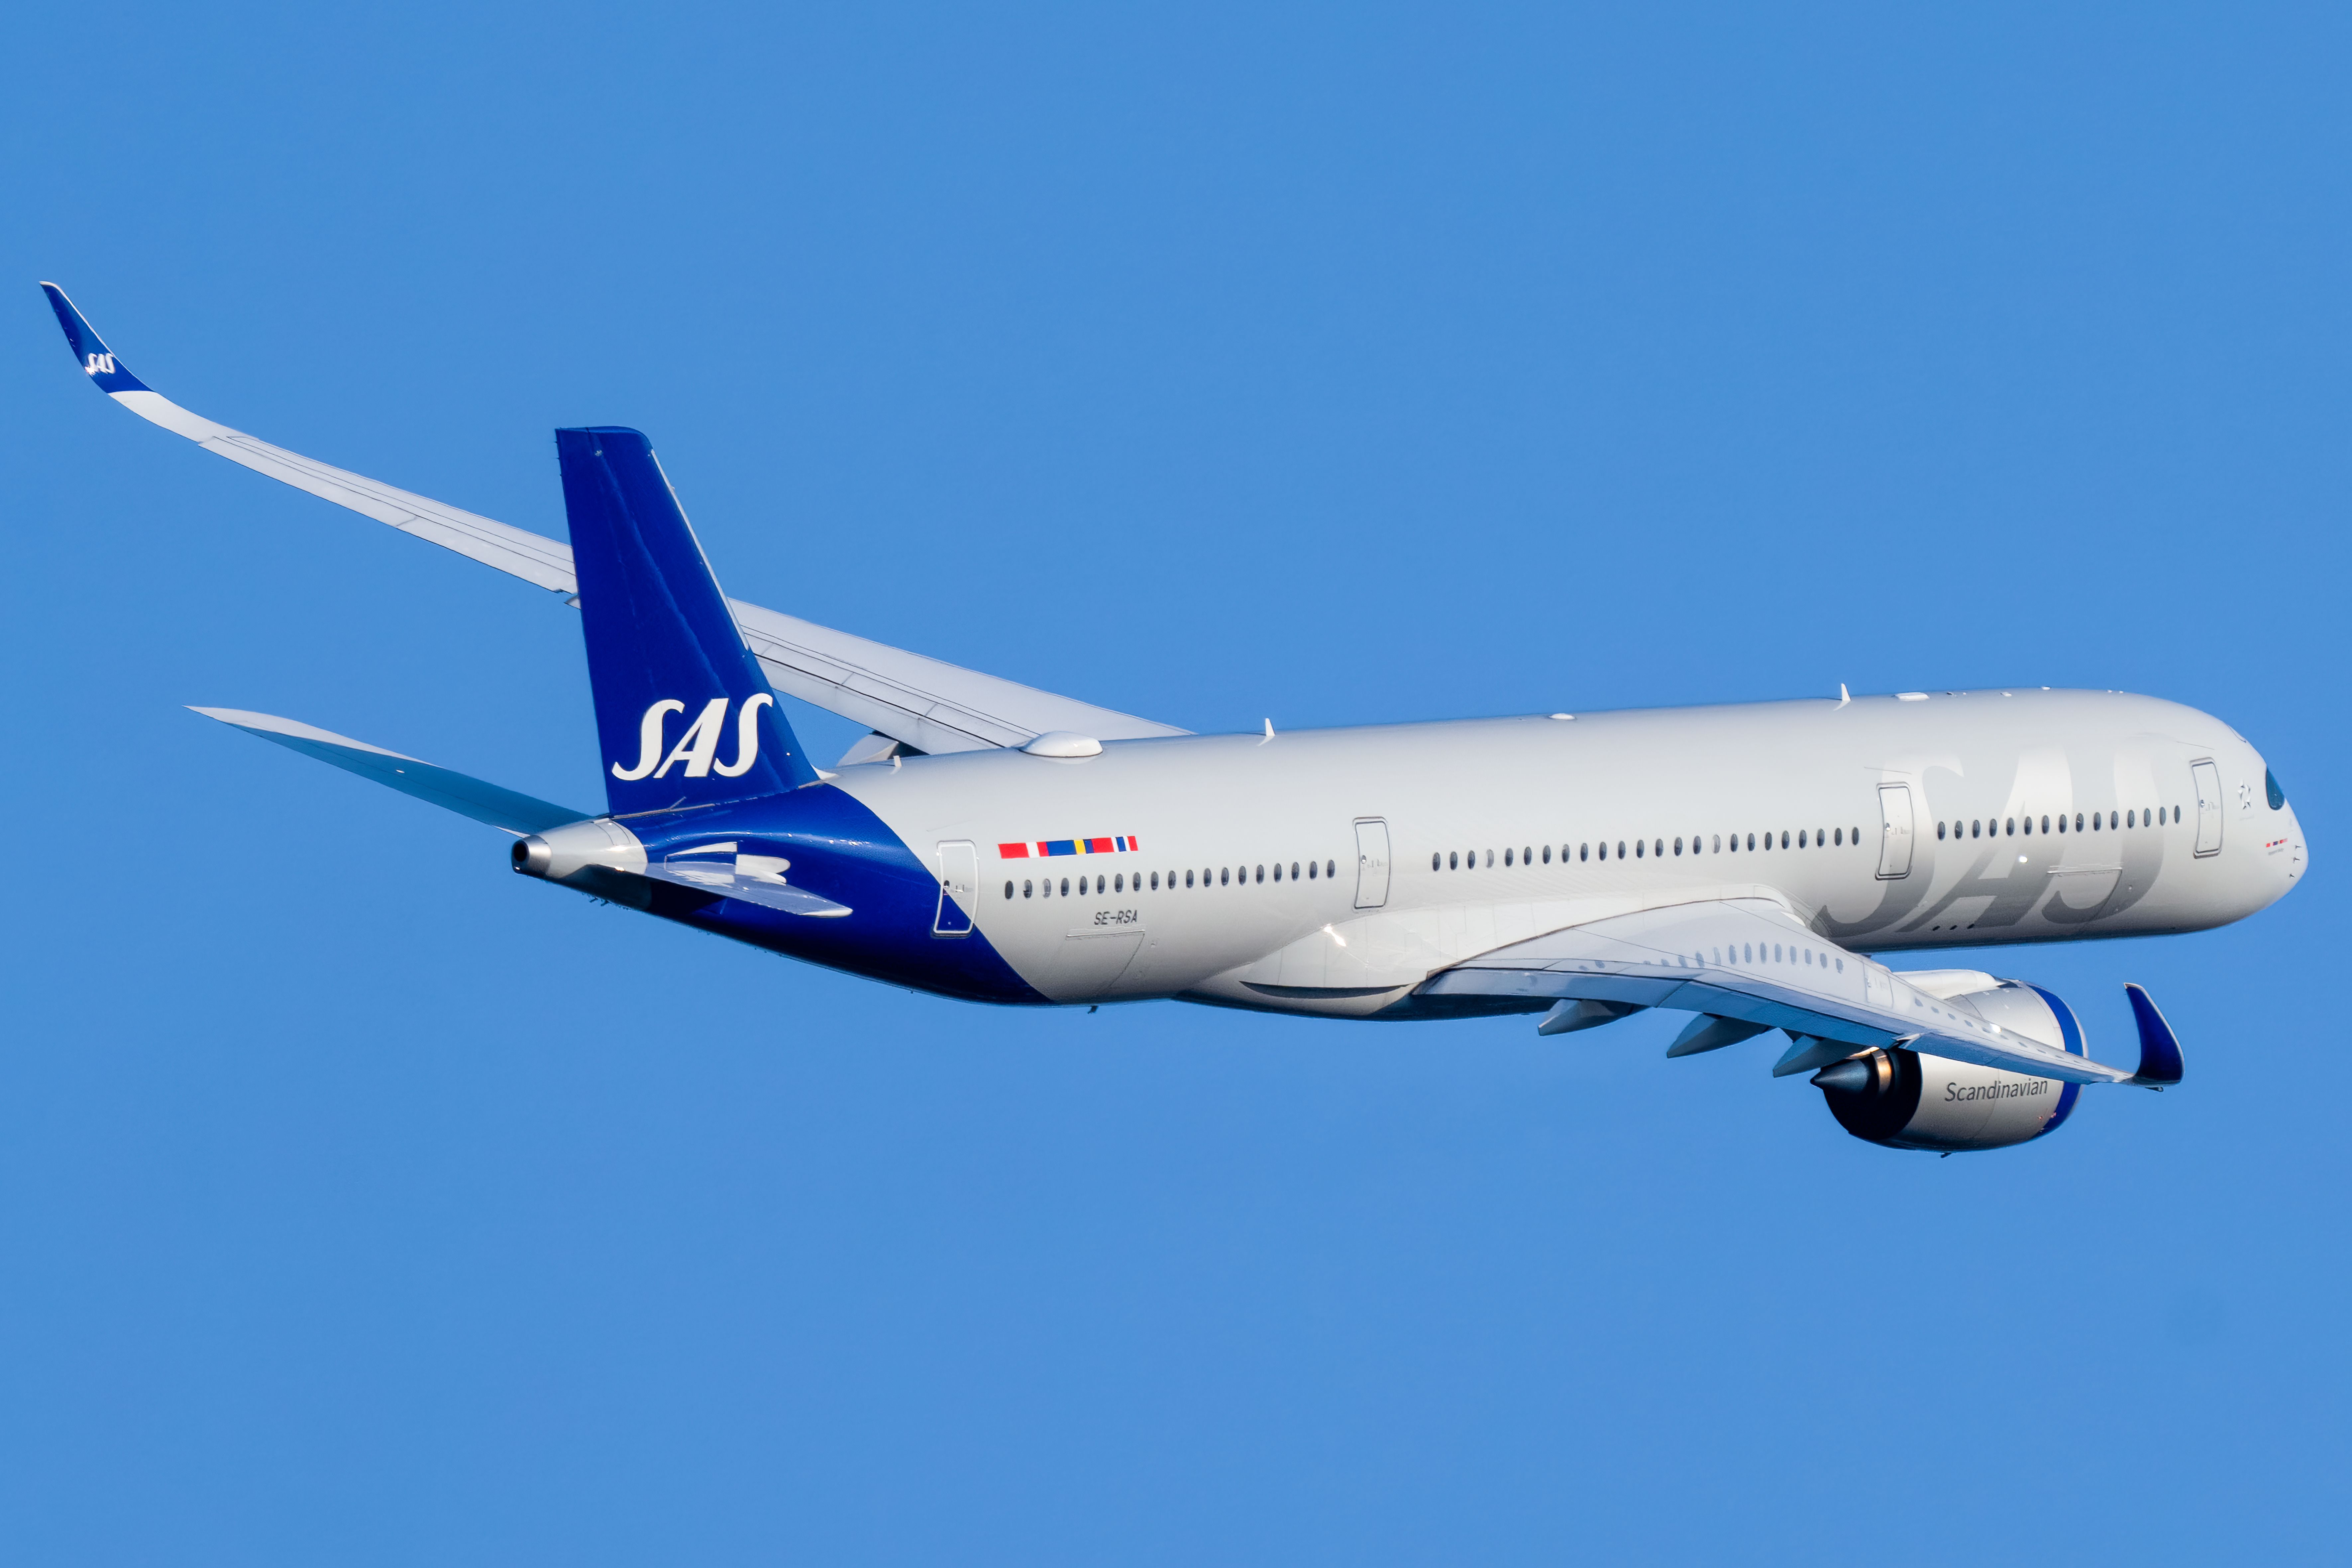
(2191, 760, 2224, 857)
(933, 840, 978, 935)
(1875, 785, 1914, 880)
(1353, 818, 1391, 908)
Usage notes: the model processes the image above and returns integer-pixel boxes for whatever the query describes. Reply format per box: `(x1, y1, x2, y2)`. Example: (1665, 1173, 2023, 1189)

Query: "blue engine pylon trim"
(2028, 983, 2087, 1133)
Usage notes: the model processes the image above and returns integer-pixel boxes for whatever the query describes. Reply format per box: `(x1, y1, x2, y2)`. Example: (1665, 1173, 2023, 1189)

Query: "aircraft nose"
(2260, 759, 2306, 890)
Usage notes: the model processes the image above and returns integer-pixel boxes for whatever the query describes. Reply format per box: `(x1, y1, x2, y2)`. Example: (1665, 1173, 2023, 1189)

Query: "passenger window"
(2006, 818, 2015, 836)
(1448, 851, 1458, 870)
(1834, 828, 1843, 846)
(1523, 846, 1533, 864)
(1024, 880, 1034, 898)
(1061, 877, 1071, 896)
(2174, 805, 2182, 824)
(1486, 850, 1494, 867)
(1306, 861, 1316, 880)
(2041, 815, 2050, 834)
(1713, 834, 1722, 852)
(2127, 811, 2135, 828)
(1291, 861, 1301, 880)
(1543, 845, 1552, 863)
(1937, 822, 1947, 840)
(1504, 848, 1514, 867)
(1254, 865, 1264, 883)
(1799, 830, 1808, 847)
(1580, 843, 1589, 861)
(1674, 837, 1684, 855)
(1780, 830, 1790, 849)
(1114, 874, 1124, 892)
(1150, 872, 1160, 889)
(1186, 869, 1195, 887)
(1272, 863, 1282, 882)
(1220, 867, 1229, 885)
(1004, 881, 1015, 899)
(2022, 817, 2032, 836)
(1097, 875, 1107, 894)
(1617, 841, 1627, 859)
(1635, 840, 1645, 858)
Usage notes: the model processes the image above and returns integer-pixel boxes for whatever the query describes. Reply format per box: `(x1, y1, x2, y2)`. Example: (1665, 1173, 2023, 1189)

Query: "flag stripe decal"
(996, 835, 1141, 858)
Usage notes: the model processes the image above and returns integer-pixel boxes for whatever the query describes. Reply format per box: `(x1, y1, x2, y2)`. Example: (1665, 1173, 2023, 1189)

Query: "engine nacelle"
(1815, 973, 2085, 1153)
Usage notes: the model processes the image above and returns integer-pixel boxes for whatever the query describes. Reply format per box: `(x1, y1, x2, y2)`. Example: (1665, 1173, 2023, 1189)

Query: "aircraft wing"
(42, 284, 1187, 757)
(1420, 896, 2170, 1086)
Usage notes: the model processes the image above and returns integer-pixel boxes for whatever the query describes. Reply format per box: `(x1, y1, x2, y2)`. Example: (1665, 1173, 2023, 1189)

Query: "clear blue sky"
(4, 4, 2345, 1562)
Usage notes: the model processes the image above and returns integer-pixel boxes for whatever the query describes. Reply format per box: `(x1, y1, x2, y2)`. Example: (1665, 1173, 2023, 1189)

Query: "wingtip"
(2122, 982, 2186, 1088)
(39, 281, 149, 394)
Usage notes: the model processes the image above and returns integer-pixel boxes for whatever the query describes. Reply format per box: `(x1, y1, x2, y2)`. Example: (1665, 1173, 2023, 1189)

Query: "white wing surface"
(42, 284, 1187, 756)
(1421, 896, 2150, 1085)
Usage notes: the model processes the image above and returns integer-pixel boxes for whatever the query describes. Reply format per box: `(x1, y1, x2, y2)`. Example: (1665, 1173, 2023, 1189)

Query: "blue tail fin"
(556, 427, 819, 814)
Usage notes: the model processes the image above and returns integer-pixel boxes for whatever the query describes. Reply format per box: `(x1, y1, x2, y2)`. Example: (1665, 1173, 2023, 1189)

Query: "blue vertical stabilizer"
(556, 427, 819, 814)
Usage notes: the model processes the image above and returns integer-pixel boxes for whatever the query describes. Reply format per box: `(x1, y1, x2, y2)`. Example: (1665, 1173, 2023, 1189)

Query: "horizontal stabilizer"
(638, 861, 851, 917)
(192, 707, 585, 834)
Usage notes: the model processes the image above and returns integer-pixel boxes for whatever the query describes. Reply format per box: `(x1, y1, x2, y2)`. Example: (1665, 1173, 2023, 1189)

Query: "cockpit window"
(2267, 767, 2287, 810)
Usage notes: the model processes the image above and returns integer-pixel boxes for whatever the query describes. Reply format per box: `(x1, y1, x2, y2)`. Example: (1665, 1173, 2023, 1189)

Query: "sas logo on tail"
(613, 694, 774, 781)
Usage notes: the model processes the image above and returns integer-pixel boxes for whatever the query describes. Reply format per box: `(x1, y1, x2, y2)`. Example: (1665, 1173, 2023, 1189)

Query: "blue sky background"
(3, 3, 2346, 1561)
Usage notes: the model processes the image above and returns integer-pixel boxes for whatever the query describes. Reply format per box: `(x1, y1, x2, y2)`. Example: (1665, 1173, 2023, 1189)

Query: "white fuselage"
(831, 689, 2305, 1012)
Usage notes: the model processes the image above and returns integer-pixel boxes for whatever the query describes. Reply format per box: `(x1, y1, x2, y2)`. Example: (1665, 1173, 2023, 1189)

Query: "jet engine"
(1812, 974, 2085, 1153)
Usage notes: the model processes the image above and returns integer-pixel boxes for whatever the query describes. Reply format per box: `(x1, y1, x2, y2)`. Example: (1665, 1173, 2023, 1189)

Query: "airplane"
(39, 283, 2308, 1155)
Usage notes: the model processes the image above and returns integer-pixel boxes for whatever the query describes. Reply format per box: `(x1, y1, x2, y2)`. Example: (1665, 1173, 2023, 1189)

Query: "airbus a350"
(43, 283, 2306, 1154)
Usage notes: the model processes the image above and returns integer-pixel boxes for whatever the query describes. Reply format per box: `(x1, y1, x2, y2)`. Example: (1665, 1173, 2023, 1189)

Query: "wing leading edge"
(42, 284, 1186, 756)
(1423, 896, 2173, 1086)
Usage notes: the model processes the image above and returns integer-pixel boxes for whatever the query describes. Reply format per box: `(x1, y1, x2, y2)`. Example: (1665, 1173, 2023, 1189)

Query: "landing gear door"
(1353, 818, 1391, 909)
(2191, 759, 2224, 856)
(933, 840, 978, 936)
(1876, 785, 1914, 880)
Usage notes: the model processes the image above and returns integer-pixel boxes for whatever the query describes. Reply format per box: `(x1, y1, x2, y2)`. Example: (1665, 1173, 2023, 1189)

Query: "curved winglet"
(40, 282, 151, 395)
(2122, 983, 2185, 1088)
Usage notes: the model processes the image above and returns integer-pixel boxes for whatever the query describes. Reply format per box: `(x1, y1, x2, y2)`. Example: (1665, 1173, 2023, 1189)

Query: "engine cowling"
(1814, 974, 2085, 1153)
